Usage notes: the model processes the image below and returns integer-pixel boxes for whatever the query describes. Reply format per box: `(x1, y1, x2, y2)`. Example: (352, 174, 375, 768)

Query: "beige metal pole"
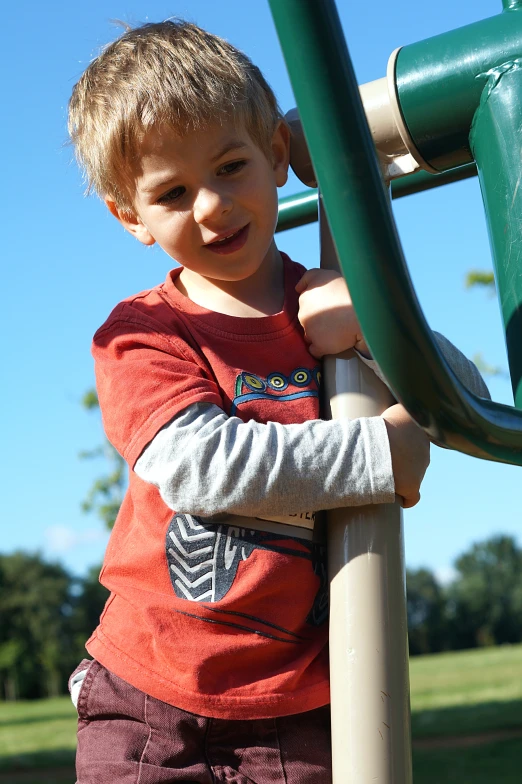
(286, 104, 415, 782)
(320, 201, 412, 783)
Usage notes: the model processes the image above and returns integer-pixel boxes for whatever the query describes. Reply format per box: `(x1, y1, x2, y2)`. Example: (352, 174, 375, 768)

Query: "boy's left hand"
(296, 269, 369, 359)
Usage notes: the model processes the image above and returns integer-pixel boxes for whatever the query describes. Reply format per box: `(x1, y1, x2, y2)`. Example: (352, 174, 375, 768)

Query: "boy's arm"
(359, 332, 490, 400)
(95, 300, 428, 517)
(297, 269, 491, 400)
(134, 403, 397, 517)
(431, 332, 490, 399)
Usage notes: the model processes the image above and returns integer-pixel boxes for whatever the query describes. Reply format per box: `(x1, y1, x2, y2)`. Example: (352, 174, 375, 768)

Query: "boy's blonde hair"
(68, 20, 283, 210)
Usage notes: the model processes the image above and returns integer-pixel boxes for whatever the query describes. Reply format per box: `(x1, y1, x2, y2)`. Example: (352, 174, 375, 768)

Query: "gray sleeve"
(357, 331, 491, 400)
(134, 405, 395, 517)
(432, 332, 491, 399)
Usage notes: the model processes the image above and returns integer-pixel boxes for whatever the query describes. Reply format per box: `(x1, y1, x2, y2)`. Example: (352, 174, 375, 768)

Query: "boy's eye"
(218, 160, 246, 176)
(157, 186, 185, 205)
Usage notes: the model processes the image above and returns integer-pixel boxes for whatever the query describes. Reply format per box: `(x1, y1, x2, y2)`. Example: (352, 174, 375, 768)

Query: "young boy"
(68, 20, 488, 783)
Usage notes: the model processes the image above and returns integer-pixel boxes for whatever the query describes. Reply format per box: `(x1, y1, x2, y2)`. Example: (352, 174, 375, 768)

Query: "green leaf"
(465, 270, 495, 290)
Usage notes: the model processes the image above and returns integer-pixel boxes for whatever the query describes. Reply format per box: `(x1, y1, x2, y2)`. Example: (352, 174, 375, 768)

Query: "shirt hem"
(86, 629, 330, 721)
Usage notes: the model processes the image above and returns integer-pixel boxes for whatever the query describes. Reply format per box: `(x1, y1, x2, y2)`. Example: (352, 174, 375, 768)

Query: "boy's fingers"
(295, 268, 321, 293)
(307, 343, 323, 359)
(295, 271, 312, 293)
(402, 492, 420, 509)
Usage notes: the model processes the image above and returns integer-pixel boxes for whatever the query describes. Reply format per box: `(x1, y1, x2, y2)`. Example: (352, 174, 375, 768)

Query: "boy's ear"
(104, 198, 156, 246)
(271, 121, 291, 188)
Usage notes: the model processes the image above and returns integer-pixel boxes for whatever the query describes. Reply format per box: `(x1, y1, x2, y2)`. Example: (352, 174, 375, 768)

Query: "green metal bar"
(392, 162, 477, 198)
(277, 190, 318, 232)
(503, 0, 522, 10)
(470, 62, 522, 408)
(269, 0, 522, 465)
(396, 10, 522, 171)
(276, 163, 477, 233)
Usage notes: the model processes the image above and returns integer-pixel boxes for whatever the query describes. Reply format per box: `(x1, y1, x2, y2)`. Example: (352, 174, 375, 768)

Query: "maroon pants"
(72, 659, 332, 783)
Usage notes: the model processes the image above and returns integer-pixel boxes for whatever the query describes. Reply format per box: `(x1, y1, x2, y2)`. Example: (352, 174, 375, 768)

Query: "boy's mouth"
(205, 224, 249, 255)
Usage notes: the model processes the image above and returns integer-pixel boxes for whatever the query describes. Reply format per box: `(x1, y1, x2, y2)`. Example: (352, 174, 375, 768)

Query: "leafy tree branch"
(80, 389, 125, 530)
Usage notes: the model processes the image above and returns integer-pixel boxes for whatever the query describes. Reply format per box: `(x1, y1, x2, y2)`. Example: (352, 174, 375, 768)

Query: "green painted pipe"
(276, 163, 477, 233)
(503, 0, 522, 11)
(470, 62, 522, 408)
(277, 190, 318, 232)
(269, 0, 522, 465)
(396, 9, 522, 171)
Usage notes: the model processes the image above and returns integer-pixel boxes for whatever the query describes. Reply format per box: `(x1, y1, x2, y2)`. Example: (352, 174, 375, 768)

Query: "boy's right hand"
(296, 269, 369, 358)
(381, 404, 430, 509)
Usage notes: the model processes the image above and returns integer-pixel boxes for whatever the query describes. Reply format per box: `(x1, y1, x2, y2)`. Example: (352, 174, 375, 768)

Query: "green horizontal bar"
(270, 0, 522, 465)
(277, 190, 318, 232)
(276, 163, 477, 233)
(392, 162, 477, 198)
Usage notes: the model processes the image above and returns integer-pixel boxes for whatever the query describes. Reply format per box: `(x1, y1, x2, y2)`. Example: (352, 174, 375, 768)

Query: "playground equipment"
(270, 1, 522, 781)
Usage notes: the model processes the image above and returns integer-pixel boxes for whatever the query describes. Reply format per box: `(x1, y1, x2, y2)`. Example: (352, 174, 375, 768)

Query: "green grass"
(0, 644, 521, 781)
(410, 643, 522, 738)
(0, 697, 77, 772)
(413, 738, 522, 784)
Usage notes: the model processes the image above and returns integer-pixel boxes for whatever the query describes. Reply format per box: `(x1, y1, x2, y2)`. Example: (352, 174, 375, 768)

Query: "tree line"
(0, 555, 108, 701)
(1, 534, 521, 700)
(407, 534, 522, 655)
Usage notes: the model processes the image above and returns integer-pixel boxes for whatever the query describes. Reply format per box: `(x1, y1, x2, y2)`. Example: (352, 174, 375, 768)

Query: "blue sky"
(1, 0, 520, 584)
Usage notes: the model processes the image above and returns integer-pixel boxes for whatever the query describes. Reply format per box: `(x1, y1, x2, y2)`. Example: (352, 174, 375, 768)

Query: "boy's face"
(107, 119, 290, 287)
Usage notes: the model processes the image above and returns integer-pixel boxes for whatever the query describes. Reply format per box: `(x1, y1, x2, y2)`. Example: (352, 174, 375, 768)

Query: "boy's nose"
(193, 187, 233, 224)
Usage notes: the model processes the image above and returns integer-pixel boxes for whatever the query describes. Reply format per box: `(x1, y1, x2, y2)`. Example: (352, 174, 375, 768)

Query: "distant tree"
(465, 270, 506, 378)
(80, 388, 125, 530)
(74, 389, 120, 667)
(465, 270, 495, 291)
(446, 535, 522, 649)
(0, 552, 78, 700)
(406, 568, 448, 656)
(71, 565, 110, 652)
(469, 353, 506, 379)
